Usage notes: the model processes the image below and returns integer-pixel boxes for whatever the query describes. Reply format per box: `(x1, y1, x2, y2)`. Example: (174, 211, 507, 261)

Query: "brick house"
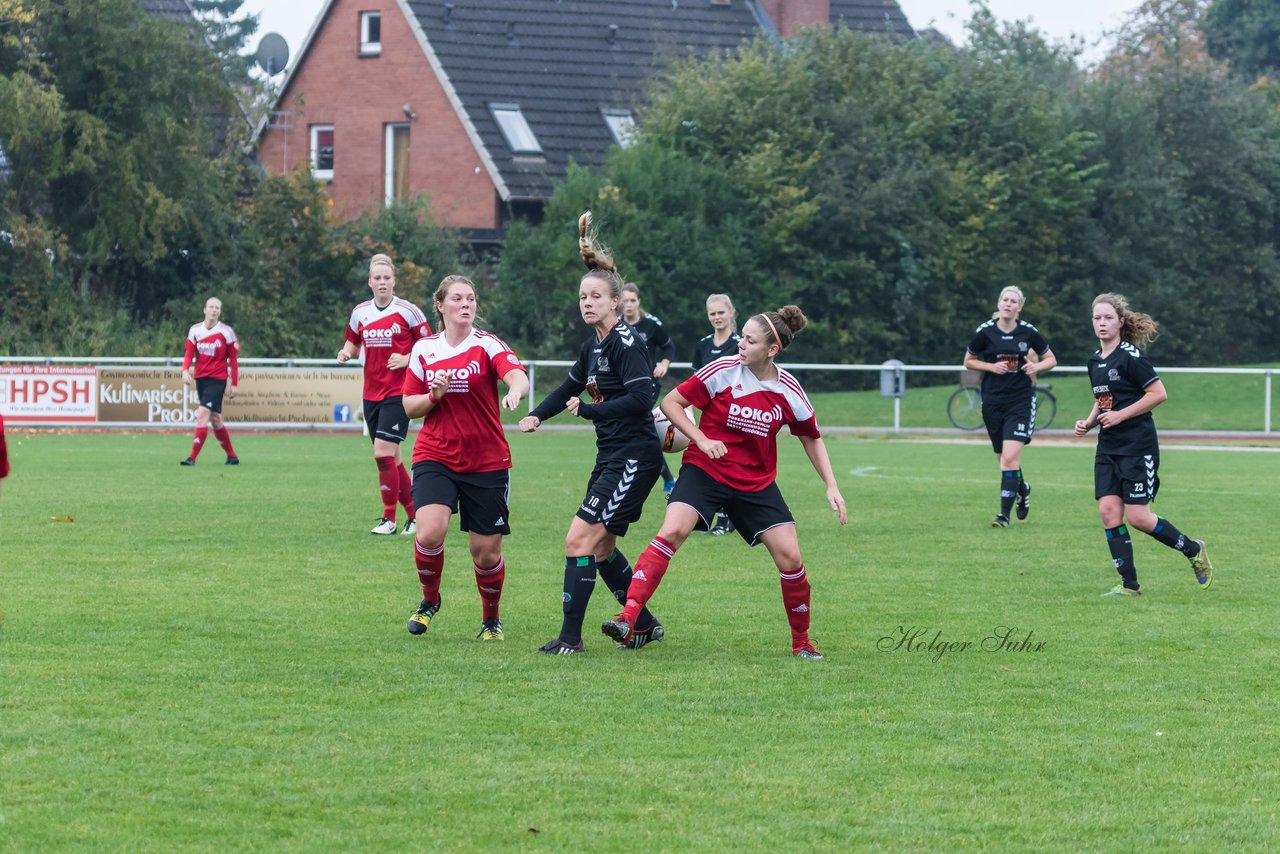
(254, 0, 914, 236)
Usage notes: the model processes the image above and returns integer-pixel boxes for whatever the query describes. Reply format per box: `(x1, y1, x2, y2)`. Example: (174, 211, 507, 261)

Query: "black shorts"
(982, 394, 1035, 453)
(411, 460, 512, 535)
(364, 396, 409, 444)
(575, 453, 663, 537)
(1095, 452, 1160, 505)
(195, 377, 226, 413)
(668, 463, 794, 547)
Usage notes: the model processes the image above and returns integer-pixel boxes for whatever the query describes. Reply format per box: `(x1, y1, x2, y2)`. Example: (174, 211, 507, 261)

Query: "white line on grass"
(879, 438, 1280, 453)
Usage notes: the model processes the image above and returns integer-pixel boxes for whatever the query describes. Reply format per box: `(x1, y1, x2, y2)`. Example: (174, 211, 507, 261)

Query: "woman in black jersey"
(518, 213, 665, 654)
(692, 293, 741, 535)
(620, 281, 677, 495)
(1073, 293, 1214, 597)
(963, 286, 1056, 527)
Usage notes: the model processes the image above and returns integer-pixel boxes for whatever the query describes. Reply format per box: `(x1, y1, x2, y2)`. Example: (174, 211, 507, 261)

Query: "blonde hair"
(991, 285, 1025, 320)
(706, 293, 737, 332)
(1093, 292, 1159, 348)
(578, 211, 624, 297)
(433, 274, 476, 326)
(369, 253, 396, 276)
(753, 305, 808, 352)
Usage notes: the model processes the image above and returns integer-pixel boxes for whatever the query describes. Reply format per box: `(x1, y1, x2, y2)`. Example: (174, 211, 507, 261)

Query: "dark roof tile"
(405, 0, 913, 200)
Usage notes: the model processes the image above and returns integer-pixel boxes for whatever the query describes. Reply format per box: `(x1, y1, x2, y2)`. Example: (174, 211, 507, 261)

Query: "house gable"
(256, 0, 502, 226)
(260, 0, 916, 229)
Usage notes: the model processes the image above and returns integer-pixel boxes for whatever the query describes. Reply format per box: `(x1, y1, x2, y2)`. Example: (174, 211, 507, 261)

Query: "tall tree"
(6, 0, 238, 288)
(189, 0, 258, 87)
(1203, 0, 1280, 79)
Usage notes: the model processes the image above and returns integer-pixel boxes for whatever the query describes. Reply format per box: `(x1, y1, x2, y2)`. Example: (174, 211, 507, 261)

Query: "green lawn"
(1, 430, 1277, 850)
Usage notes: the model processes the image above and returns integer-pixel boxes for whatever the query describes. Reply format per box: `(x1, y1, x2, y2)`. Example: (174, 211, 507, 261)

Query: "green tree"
(496, 25, 1100, 369)
(1203, 0, 1280, 79)
(1, 0, 241, 307)
(189, 0, 258, 86)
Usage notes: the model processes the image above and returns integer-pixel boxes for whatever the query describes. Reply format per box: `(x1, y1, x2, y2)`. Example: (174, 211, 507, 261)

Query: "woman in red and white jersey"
(180, 297, 240, 466)
(602, 305, 847, 659)
(401, 275, 529, 641)
(337, 254, 431, 535)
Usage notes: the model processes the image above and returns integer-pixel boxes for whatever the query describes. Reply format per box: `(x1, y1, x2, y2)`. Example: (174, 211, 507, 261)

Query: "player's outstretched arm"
(501, 369, 530, 411)
(797, 435, 847, 525)
(660, 389, 723, 459)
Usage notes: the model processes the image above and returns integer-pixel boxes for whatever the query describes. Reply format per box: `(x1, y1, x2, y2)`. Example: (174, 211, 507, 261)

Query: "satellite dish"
(255, 33, 290, 77)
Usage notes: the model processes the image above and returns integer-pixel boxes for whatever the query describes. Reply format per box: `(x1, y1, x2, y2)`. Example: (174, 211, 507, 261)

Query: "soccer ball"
(653, 406, 694, 454)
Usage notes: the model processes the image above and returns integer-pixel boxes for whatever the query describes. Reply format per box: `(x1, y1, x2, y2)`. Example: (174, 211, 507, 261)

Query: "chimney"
(756, 0, 830, 37)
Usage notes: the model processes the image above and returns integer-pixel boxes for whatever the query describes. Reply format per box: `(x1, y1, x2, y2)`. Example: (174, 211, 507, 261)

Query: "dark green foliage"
(491, 14, 1280, 370)
(491, 25, 1101, 371)
(217, 172, 471, 356)
(1204, 0, 1280, 79)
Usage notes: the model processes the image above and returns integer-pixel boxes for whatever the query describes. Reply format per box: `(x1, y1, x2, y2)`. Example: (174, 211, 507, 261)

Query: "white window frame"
(384, 123, 410, 207)
(360, 11, 382, 55)
(310, 124, 334, 181)
(490, 104, 542, 155)
(602, 109, 637, 148)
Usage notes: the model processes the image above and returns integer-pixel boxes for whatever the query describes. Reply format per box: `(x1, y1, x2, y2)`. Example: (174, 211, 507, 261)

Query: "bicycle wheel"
(1034, 388, 1057, 430)
(947, 386, 984, 431)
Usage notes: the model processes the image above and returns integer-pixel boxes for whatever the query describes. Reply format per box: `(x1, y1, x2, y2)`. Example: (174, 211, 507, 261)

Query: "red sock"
(415, 540, 444, 602)
(779, 564, 812, 651)
(621, 536, 677, 623)
(397, 463, 414, 517)
(375, 456, 397, 521)
(474, 557, 506, 621)
(189, 426, 209, 459)
(213, 426, 236, 457)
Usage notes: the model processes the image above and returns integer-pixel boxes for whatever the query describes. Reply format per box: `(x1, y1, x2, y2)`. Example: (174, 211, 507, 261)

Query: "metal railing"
(2, 356, 1274, 434)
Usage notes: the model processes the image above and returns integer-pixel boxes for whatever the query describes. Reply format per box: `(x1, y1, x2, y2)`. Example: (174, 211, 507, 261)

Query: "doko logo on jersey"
(362, 323, 403, 347)
(422, 360, 482, 392)
(726, 402, 784, 437)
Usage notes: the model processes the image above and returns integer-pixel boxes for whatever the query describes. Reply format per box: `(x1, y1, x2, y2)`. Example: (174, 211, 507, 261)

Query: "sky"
(238, 0, 1145, 75)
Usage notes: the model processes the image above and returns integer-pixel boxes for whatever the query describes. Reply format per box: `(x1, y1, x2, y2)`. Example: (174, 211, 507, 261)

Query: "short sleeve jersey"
(966, 320, 1050, 404)
(345, 298, 430, 401)
(185, 322, 239, 383)
(692, 332, 741, 371)
(1087, 342, 1160, 456)
(569, 320, 657, 457)
(403, 329, 524, 472)
(678, 355, 821, 493)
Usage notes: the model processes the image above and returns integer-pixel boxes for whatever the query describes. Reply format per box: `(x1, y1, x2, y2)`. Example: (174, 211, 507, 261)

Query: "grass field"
(2, 429, 1278, 850)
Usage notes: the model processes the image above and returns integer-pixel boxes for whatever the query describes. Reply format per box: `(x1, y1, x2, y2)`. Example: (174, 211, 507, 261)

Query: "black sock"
(596, 549, 656, 632)
(559, 555, 597, 644)
(1000, 470, 1018, 518)
(1149, 517, 1199, 556)
(1106, 524, 1139, 589)
(661, 459, 674, 482)
(1017, 468, 1028, 495)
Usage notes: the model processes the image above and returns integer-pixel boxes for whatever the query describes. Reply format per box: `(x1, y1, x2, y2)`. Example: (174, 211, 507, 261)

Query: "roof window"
(603, 110, 636, 148)
(490, 104, 543, 155)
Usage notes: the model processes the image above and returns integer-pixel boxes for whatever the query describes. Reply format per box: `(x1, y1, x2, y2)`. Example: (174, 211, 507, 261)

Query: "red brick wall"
(757, 0, 831, 37)
(256, 0, 499, 227)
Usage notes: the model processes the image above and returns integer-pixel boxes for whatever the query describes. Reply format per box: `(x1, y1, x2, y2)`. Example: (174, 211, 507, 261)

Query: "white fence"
(1, 356, 1274, 434)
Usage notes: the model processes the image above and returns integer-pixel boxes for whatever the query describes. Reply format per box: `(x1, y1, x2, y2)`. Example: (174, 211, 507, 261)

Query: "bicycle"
(947, 378, 1057, 431)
